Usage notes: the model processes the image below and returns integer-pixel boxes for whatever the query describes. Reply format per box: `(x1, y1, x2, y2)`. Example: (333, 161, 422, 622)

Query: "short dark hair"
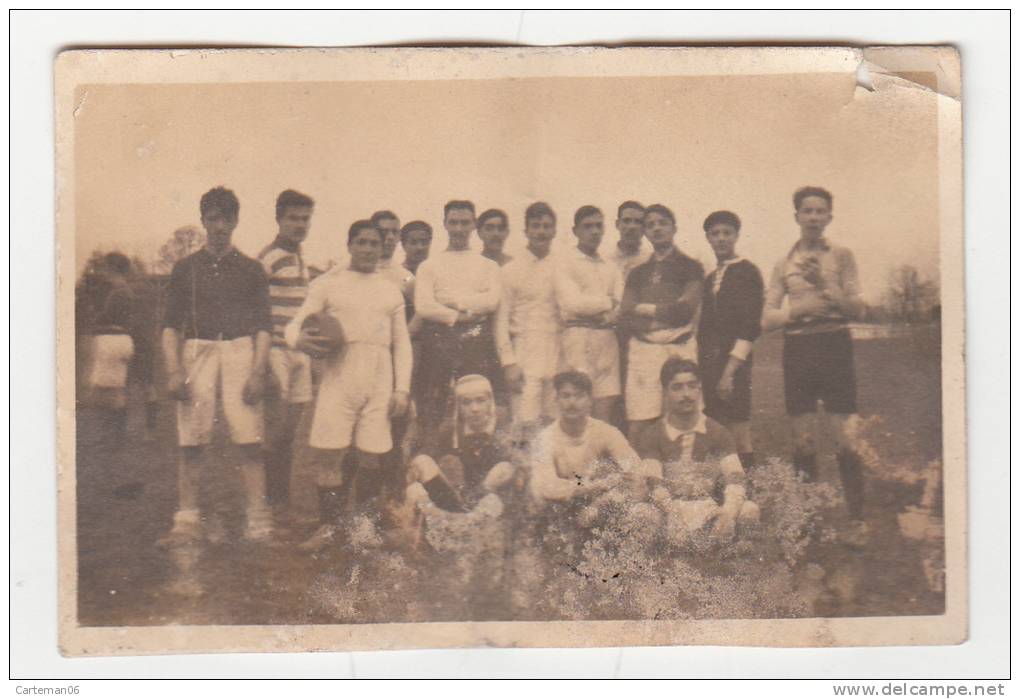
(643, 204, 675, 225)
(525, 202, 556, 226)
(660, 357, 701, 388)
(703, 210, 741, 233)
(617, 200, 645, 219)
(275, 189, 314, 219)
(200, 187, 240, 220)
(400, 220, 433, 244)
(444, 200, 476, 218)
(793, 186, 833, 211)
(477, 208, 508, 229)
(553, 370, 593, 396)
(348, 219, 382, 244)
(103, 252, 132, 276)
(573, 205, 603, 227)
(370, 210, 399, 228)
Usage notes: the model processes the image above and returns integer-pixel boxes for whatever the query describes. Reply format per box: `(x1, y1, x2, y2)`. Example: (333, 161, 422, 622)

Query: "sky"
(72, 72, 941, 301)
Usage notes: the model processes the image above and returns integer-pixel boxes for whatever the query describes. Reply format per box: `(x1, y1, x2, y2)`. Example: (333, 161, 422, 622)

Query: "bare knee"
(409, 454, 440, 483)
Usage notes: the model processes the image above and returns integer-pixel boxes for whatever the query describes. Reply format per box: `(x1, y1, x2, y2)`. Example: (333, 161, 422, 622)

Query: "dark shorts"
(417, 319, 508, 426)
(699, 347, 753, 424)
(782, 328, 858, 416)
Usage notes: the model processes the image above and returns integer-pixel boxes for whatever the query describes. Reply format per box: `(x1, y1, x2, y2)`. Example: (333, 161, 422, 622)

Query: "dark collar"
(788, 236, 831, 259)
(199, 245, 239, 263)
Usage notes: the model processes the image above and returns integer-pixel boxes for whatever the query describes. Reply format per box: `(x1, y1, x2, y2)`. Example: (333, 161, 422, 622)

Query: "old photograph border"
(53, 45, 965, 656)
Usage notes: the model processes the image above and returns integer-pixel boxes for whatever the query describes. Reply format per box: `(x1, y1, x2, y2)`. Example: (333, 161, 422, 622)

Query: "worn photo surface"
(55, 47, 965, 654)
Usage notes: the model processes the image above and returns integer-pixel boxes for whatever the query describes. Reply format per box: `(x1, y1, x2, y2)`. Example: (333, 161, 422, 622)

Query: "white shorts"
(87, 334, 134, 389)
(511, 332, 560, 423)
(625, 336, 698, 421)
(268, 346, 313, 404)
(309, 343, 393, 453)
(560, 327, 620, 399)
(177, 337, 263, 446)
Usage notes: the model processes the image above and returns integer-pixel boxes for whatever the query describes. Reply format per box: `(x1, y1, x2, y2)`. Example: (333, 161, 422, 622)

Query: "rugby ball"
(300, 311, 347, 357)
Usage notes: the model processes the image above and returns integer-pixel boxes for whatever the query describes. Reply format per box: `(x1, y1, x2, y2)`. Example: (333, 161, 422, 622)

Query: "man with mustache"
(633, 357, 759, 548)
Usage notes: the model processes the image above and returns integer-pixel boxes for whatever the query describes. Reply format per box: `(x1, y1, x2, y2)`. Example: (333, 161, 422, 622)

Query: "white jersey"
(554, 247, 625, 325)
(529, 417, 640, 504)
(495, 248, 561, 369)
(285, 267, 412, 393)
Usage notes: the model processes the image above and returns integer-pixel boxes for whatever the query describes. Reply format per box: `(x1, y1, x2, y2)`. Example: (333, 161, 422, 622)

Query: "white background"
(7, 9, 1012, 683)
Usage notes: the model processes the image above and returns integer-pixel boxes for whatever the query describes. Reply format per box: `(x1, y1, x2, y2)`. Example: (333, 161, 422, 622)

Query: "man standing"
(399, 219, 433, 408)
(400, 220, 432, 277)
(496, 202, 561, 436)
(477, 208, 513, 267)
(414, 200, 504, 438)
(286, 220, 412, 551)
(257, 189, 315, 516)
(697, 210, 764, 473)
(608, 200, 652, 427)
(763, 186, 868, 544)
(373, 210, 415, 301)
(554, 206, 624, 422)
(161, 187, 273, 544)
(619, 204, 704, 437)
(608, 201, 652, 281)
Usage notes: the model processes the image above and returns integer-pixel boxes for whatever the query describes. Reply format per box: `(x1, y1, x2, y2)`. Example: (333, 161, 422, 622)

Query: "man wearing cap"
(619, 204, 705, 437)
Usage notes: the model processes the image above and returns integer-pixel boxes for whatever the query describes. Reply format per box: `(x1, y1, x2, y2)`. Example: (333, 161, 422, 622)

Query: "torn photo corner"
(54, 45, 964, 656)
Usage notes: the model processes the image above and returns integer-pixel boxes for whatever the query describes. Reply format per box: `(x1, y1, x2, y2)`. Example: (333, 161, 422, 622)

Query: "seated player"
(528, 370, 641, 509)
(405, 374, 516, 514)
(286, 220, 412, 552)
(633, 357, 759, 549)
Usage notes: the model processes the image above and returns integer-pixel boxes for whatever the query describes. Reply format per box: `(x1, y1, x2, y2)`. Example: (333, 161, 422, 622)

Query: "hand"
(504, 364, 525, 394)
(389, 390, 409, 418)
(242, 371, 265, 405)
(789, 294, 832, 321)
(799, 257, 823, 286)
(710, 511, 737, 543)
(820, 288, 845, 312)
(295, 326, 333, 358)
(716, 371, 736, 401)
(166, 370, 190, 402)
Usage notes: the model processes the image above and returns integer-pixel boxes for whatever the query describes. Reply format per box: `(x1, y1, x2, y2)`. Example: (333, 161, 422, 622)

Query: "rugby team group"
(83, 184, 872, 565)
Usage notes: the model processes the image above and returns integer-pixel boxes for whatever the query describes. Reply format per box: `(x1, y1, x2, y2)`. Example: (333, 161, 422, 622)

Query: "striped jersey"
(258, 240, 309, 346)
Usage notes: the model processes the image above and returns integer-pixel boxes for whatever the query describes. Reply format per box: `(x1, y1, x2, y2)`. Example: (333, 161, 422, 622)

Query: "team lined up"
(146, 185, 868, 550)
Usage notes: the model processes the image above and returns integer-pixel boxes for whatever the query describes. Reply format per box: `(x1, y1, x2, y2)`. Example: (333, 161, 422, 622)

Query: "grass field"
(75, 325, 945, 626)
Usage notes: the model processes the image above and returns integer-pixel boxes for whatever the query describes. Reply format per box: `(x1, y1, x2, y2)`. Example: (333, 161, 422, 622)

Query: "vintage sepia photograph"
(54, 45, 965, 655)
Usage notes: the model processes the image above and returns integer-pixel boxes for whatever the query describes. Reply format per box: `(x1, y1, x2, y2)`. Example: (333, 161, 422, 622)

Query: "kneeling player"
(405, 374, 516, 514)
(633, 357, 759, 549)
(286, 220, 412, 552)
